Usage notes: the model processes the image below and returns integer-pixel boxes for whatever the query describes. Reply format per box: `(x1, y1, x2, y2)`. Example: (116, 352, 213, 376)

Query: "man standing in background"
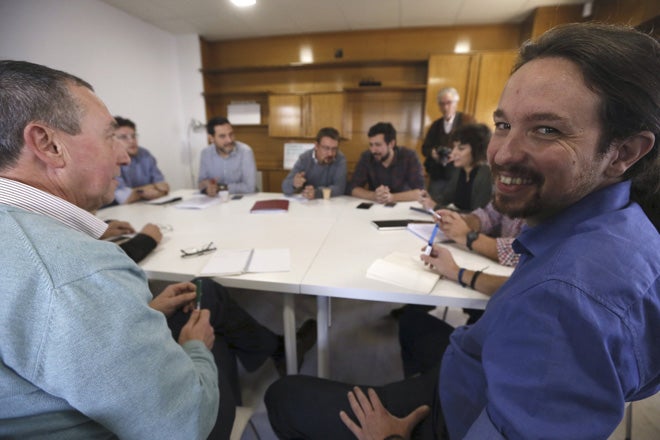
(422, 87, 475, 201)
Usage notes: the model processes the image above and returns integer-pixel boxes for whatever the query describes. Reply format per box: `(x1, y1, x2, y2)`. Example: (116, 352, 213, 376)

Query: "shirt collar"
(0, 177, 108, 239)
(514, 180, 633, 258)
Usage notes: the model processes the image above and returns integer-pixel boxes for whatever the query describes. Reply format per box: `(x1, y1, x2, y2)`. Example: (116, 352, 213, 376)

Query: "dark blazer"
(421, 112, 475, 180)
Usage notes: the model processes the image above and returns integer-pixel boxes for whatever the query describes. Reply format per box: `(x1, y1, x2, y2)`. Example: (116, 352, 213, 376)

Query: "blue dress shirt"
(281, 148, 347, 197)
(198, 141, 257, 194)
(440, 181, 660, 439)
(114, 147, 166, 203)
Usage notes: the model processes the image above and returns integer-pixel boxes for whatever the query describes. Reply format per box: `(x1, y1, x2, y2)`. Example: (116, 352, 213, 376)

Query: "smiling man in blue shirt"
(264, 23, 660, 440)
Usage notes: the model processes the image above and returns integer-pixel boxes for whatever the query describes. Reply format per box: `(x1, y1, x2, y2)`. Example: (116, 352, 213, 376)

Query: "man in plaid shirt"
(348, 122, 425, 204)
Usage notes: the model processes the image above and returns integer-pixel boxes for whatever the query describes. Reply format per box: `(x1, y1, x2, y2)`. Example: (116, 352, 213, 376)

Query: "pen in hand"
(424, 223, 440, 255)
(194, 279, 203, 310)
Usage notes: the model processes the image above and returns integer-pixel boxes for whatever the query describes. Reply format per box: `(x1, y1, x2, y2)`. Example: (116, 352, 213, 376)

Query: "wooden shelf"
(202, 91, 270, 97)
(344, 84, 426, 93)
(201, 59, 426, 75)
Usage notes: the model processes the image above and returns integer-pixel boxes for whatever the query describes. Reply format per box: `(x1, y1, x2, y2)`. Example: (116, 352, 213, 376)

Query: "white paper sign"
(283, 143, 314, 169)
(228, 102, 261, 125)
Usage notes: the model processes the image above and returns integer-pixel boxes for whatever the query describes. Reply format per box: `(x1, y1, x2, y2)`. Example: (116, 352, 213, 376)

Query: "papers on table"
(200, 248, 291, 276)
(366, 251, 439, 293)
(175, 194, 223, 210)
(145, 195, 183, 205)
(407, 222, 449, 243)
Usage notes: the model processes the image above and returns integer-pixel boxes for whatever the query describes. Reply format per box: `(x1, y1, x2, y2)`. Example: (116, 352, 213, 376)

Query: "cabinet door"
(424, 54, 472, 130)
(306, 93, 346, 137)
(269, 94, 303, 137)
(472, 51, 517, 127)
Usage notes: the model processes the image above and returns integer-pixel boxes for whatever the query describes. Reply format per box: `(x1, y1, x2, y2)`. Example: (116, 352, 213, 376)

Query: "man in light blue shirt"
(282, 127, 347, 199)
(264, 23, 660, 440)
(198, 116, 257, 195)
(113, 116, 170, 204)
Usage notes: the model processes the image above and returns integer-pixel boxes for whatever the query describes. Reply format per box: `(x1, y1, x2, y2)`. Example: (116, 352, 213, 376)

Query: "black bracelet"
(470, 270, 483, 290)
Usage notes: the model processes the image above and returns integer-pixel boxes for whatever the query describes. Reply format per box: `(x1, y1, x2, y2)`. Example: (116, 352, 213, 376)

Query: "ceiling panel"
(99, 0, 589, 41)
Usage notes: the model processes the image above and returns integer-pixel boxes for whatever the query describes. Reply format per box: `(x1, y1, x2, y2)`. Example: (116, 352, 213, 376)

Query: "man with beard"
(264, 23, 660, 440)
(198, 116, 257, 195)
(282, 127, 347, 199)
(348, 122, 425, 204)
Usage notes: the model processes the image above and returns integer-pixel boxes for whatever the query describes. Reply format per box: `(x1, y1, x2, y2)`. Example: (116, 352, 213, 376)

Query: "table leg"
(317, 295, 330, 378)
(283, 293, 298, 375)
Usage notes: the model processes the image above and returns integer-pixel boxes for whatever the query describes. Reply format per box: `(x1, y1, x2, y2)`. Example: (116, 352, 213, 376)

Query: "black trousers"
(398, 307, 455, 378)
(265, 365, 446, 440)
(168, 278, 280, 440)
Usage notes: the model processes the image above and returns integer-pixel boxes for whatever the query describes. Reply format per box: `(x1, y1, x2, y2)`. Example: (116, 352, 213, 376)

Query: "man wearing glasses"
(282, 127, 347, 199)
(421, 87, 475, 202)
(113, 116, 170, 204)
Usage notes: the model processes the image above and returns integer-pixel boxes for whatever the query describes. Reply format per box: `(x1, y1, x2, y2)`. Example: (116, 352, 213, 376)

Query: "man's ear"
(605, 131, 655, 178)
(23, 123, 66, 167)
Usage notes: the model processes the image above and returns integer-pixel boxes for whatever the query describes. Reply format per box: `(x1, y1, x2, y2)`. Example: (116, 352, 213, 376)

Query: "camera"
(436, 146, 452, 165)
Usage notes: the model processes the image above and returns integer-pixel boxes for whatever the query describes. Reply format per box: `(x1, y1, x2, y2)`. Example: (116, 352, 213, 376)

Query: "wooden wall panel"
(593, 0, 659, 26)
(424, 54, 472, 129)
(202, 24, 521, 70)
(471, 51, 518, 126)
(529, 5, 584, 38)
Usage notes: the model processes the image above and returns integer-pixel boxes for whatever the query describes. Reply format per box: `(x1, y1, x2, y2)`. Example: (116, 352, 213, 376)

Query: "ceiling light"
(231, 0, 256, 7)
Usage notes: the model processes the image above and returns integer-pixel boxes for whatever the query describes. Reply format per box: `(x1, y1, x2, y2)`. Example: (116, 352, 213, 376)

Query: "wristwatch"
(466, 230, 480, 251)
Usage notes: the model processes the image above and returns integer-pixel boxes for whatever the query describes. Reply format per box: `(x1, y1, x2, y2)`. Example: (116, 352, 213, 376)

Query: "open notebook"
(200, 248, 290, 276)
(366, 251, 440, 293)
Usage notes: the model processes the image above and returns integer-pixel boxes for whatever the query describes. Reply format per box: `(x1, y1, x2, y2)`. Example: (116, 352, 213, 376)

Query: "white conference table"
(99, 190, 513, 377)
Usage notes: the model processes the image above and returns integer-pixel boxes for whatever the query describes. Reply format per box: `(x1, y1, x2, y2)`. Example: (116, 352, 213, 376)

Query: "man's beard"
(218, 142, 234, 154)
(491, 164, 544, 219)
(374, 151, 390, 163)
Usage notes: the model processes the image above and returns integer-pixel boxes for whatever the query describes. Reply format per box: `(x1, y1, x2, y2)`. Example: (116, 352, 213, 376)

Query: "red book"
(249, 199, 289, 213)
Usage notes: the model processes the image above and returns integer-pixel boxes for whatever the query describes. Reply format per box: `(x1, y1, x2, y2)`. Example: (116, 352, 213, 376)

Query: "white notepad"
(366, 251, 439, 293)
(175, 194, 222, 210)
(200, 248, 291, 276)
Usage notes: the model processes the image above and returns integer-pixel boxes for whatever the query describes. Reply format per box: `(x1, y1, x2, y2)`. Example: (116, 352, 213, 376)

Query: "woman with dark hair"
(421, 123, 493, 212)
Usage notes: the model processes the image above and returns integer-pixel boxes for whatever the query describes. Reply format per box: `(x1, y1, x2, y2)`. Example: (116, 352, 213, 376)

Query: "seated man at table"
(282, 127, 347, 199)
(348, 122, 425, 204)
(113, 116, 170, 204)
(198, 116, 257, 196)
(0, 60, 217, 439)
(264, 23, 660, 439)
(100, 219, 318, 439)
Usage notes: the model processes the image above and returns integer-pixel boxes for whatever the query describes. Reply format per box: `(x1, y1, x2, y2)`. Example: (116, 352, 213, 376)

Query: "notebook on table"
(250, 199, 289, 213)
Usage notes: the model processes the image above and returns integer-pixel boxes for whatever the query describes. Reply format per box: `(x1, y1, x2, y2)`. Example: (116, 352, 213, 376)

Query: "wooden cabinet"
(423, 51, 516, 130)
(269, 92, 348, 138)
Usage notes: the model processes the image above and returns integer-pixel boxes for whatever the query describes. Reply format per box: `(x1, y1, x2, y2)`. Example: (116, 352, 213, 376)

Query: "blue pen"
(424, 223, 440, 255)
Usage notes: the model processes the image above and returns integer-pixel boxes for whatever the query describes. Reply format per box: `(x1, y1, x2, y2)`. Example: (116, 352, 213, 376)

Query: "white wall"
(0, 0, 208, 190)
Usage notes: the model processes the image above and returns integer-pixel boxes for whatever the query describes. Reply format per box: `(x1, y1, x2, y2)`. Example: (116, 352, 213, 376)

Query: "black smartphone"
(231, 195, 243, 200)
(357, 202, 373, 209)
(384, 202, 397, 207)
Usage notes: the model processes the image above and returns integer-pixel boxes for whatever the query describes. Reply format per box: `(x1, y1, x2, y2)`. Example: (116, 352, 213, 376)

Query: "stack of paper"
(366, 251, 439, 293)
(407, 222, 448, 243)
(200, 248, 291, 276)
(175, 194, 222, 210)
